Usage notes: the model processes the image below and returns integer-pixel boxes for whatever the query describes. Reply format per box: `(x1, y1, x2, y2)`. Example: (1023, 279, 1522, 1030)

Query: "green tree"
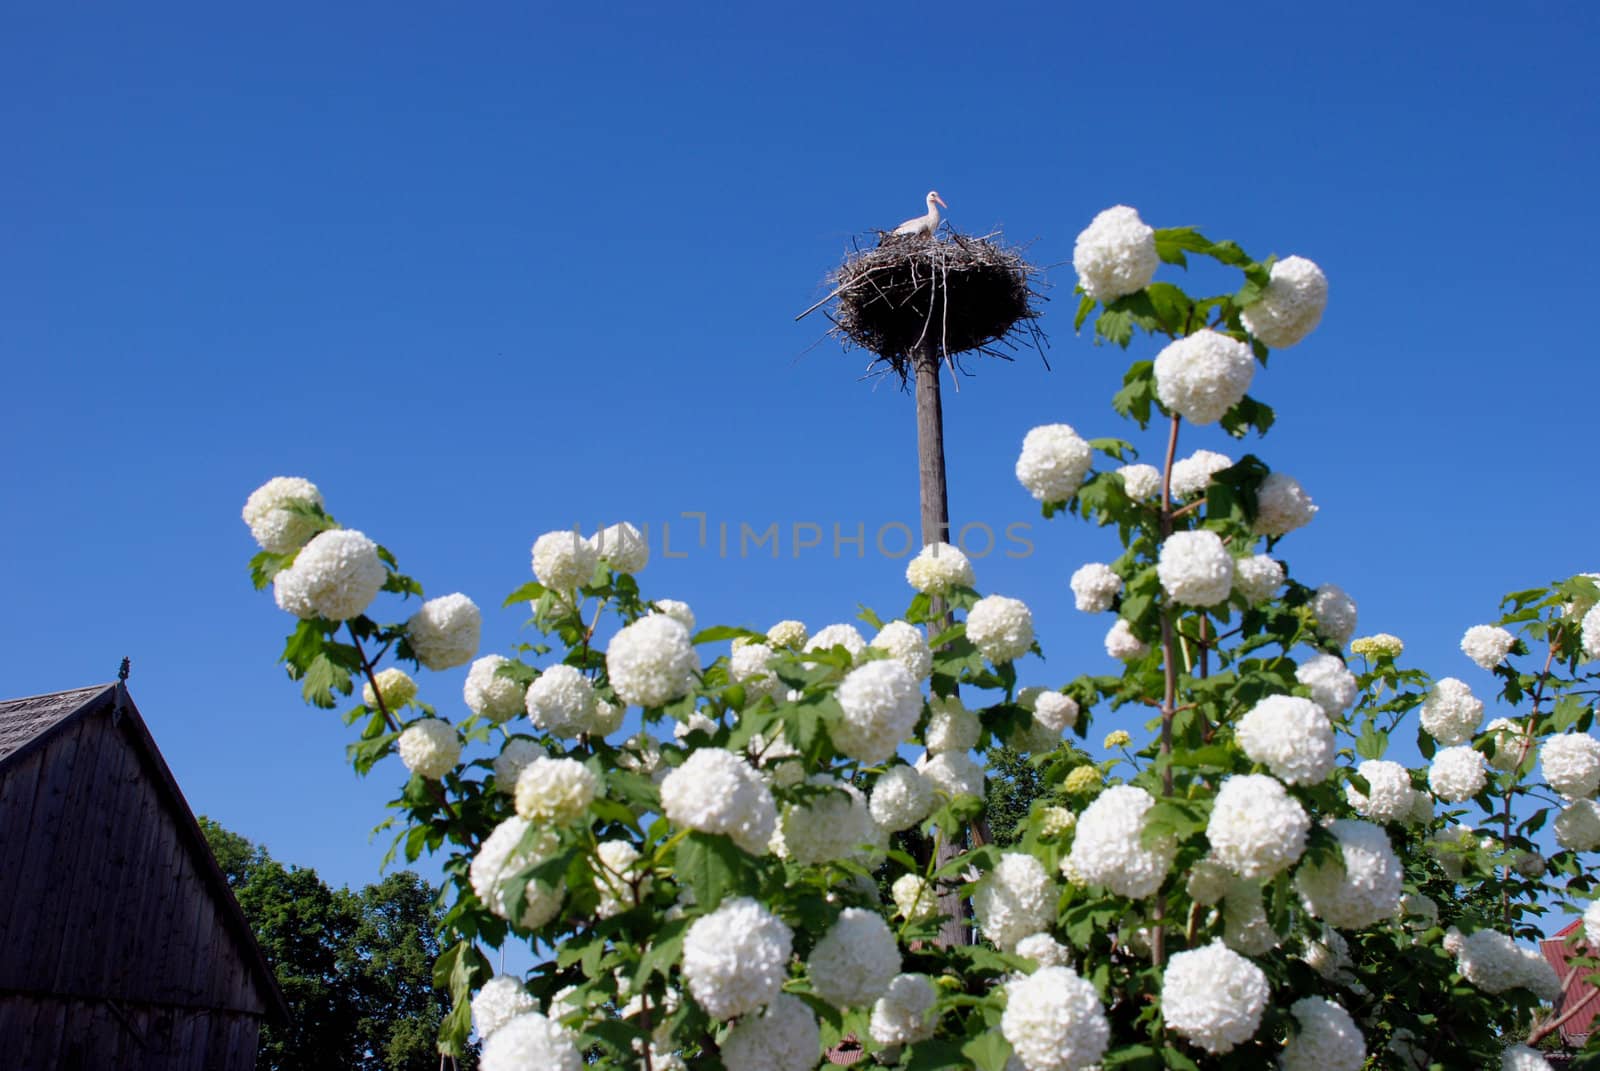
(199, 818, 475, 1071)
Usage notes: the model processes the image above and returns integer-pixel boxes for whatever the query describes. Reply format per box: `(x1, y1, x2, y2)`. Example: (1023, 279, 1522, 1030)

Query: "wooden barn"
(0, 682, 288, 1069)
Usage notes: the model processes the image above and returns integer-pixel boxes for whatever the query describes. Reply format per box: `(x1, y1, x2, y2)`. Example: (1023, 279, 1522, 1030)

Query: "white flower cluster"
(1311, 584, 1358, 647)
(1156, 530, 1234, 606)
(1253, 472, 1317, 537)
(1236, 695, 1334, 785)
(407, 593, 482, 670)
(273, 529, 386, 621)
(1033, 692, 1079, 733)
(1503, 1045, 1555, 1071)
(1222, 884, 1276, 955)
(720, 992, 819, 1071)
(660, 748, 776, 855)
(531, 530, 599, 592)
(514, 756, 598, 824)
(973, 853, 1057, 953)
(870, 974, 938, 1047)
(1015, 932, 1072, 967)
(1104, 618, 1149, 660)
(808, 908, 900, 1008)
(1170, 450, 1232, 499)
(1070, 562, 1122, 613)
(1295, 819, 1403, 928)
(1556, 799, 1600, 851)
(1351, 633, 1405, 659)
(479, 1011, 580, 1071)
(766, 619, 808, 647)
(471, 974, 538, 1040)
(397, 719, 460, 780)
(1346, 759, 1421, 823)
(1541, 732, 1600, 799)
(1016, 424, 1094, 503)
(1485, 718, 1533, 772)
(492, 738, 542, 792)
(1586, 900, 1600, 947)
(1067, 785, 1175, 898)
(525, 664, 598, 737)
(1584, 604, 1600, 660)
(917, 750, 985, 799)
(1296, 654, 1356, 715)
(905, 542, 974, 594)
(925, 695, 979, 753)
(779, 778, 883, 866)
(1073, 204, 1158, 302)
(681, 897, 793, 1020)
(243, 476, 325, 552)
(1280, 997, 1364, 1071)
(1233, 554, 1284, 604)
(594, 840, 649, 918)
(891, 874, 938, 922)
(872, 621, 933, 680)
(834, 659, 923, 763)
(1206, 774, 1309, 880)
(1429, 745, 1487, 803)
(870, 765, 935, 832)
(1419, 677, 1484, 745)
(589, 521, 649, 574)
(1451, 928, 1561, 1000)
(607, 614, 697, 708)
(805, 623, 867, 659)
(1116, 462, 1161, 499)
(1001, 965, 1111, 1071)
(463, 656, 524, 722)
(363, 667, 417, 711)
(1161, 940, 1269, 1054)
(652, 599, 696, 633)
(1461, 624, 1516, 670)
(470, 816, 563, 930)
(1153, 329, 1255, 425)
(1240, 255, 1327, 349)
(967, 595, 1035, 663)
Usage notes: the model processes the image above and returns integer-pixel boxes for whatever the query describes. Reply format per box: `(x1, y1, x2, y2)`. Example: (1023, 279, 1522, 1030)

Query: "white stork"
(892, 190, 948, 238)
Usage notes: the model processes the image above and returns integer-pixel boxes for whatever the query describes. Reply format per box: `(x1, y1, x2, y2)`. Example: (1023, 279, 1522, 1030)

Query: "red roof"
(1540, 921, 1600, 1046)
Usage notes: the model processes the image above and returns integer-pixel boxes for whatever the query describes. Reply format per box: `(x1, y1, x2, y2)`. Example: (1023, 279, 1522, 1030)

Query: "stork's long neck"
(926, 197, 940, 228)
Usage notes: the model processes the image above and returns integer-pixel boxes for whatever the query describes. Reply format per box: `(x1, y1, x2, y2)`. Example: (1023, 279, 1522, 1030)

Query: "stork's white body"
(893, 190, 948, 238)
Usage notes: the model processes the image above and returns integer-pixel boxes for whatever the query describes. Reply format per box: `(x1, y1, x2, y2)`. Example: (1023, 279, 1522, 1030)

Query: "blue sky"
(2, 3, 1596, 895)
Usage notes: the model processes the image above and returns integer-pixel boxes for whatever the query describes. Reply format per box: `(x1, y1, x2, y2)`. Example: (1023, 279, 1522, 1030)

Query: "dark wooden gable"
(0, 683, 288, 1067)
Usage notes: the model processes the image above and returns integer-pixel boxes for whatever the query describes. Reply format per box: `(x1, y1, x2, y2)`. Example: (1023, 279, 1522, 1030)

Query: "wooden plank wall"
(0, 992, 260, 1071)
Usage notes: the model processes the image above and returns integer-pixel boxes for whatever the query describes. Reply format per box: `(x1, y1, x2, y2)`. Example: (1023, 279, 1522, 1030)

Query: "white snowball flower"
(363, 667, 417, 711)
(1105, 618, 1150, 660)
(470, 816, 563, 930)
(1541, 732, 1600, 799)
(719, 993, 819, 1071)
(1351, 633, 1405, 659)
(591, 697, 623, 737)
(1070, 562, 1123, 613)
(1485, 717, 1534, 772)
(479, 1011, 580, 1071)
(870, 974, 938, 1047)
(729, 641, 780, 699)
(462, 656, 524, 723)
(967, 595, 1035, 662)
(1296, 654, 1357, 715)
(871, 765, 935, 832)
(1584, 604, 1600, 660)
(406, 593, 482, 670)
(905, 542, 975, 594)
(525, 664, 599, 737)
(1346, 760, 1419, 823)
(973, 853, 1058, 953)
(766, 619, 809, 647)
(1310, 584, 1358, 647)
(681, 897, 793, 1020)
(1235, 695, 1335, 785)
(1015, 931, 1072, 967)
(1222, 883, 1278, 956)
(272, 529, 386, 621)
(1503, 1045, 1555, 1071)
(872, 620, 933, 680)
(805, 622, 868, 659)
(1016, 424, 1094, 503)
(1429, 745, 1487, 803)
(1206, 774, 1309, 880)
(1232, 555, 1284, 604)
(1280, 997, 1364, 1071)
(1034, 692, 1080, 734)
(1156, 530, 1234, 606)
(1169, 449, 1233, 499)
(924, 695, 980, 754)
(917, 750, 985, 799)
(1295, 819, 1403, 929)
(493, 738, 543, 792)
(1161, 941, 1269, 1055)
(588, 521, 649, 575)
(891, 874, 939, 922)
(1253, 472, 1317, 537)
(1461, 624, 1516, 670)
(594, 839, 649, 918)
(1116, 462, 1161, 499)
(780, 778, 884, 866)
(834, 659, 923, 764)
(472, 975, 538, 1040)
(659, 748, 777, 855)
(1185, 858, 1234, 906)
(1153, 329, 1255, 425)
(1584, 900, 1600, 947)
(1453, 928, 1561, 1001)
(607, 614, 697, 708)
(1240, 255, 1327, 349)
(1073, 204, 1158, 302)
(531, 530, 599, 592)
(1302, 926, 1354, 983)
(515, 756, 599, 825)
(397, 719, 460, 780)
(1513, 852, 1546, 879)
(1066, 785, 1176, 899)
(1001, 964, 1111, 1071)
(242, 476, 325, 553)
(1419, 677, 1484, 746)
(1556, 799, 1600, 851)
(652, 599, 696, 634)
(808, 908, 900, 1008)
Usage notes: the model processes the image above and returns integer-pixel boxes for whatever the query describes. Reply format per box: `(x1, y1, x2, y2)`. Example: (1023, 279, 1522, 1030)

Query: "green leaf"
(904, 1040, 970, 1071)
(675, 832, 754, 910)
(1153, 226, 1215, 269)
(1075, 292, 1097, 330)
(962, 1031, 1014, 1071)
(691, 625, 762, 644)
(1111, 361, 1157, 428)
(503, 580, 545, 607)
(1096, 308, 1135, 348)
(248, 550, 295, 590)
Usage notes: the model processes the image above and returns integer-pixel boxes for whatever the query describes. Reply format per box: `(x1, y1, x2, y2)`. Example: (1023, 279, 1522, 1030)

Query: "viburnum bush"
(242, 207, 1600, 1070)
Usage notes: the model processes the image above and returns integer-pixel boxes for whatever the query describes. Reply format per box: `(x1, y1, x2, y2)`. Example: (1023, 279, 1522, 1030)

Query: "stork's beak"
(934, 194, 949, 209)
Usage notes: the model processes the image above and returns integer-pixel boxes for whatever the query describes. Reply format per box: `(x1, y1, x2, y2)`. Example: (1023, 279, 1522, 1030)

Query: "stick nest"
(818, 228, 1047, 382)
